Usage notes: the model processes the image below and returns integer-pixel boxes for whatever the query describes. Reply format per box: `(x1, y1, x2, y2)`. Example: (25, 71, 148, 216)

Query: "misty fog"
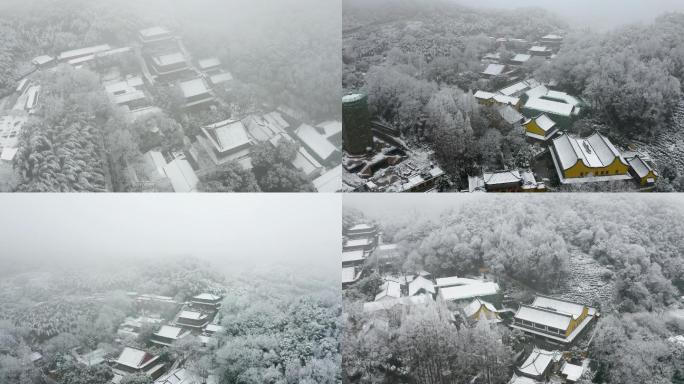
(451, 0, 684, 29)
(0, 194, 340, 276)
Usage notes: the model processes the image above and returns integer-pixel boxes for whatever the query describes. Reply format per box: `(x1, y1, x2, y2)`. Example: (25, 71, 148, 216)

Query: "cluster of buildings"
(470, 75, 659, 190)
(11, 25, 341, 192)
(341, 93, 445, 192)
(53, 292, 225, 384)
(343, 222, 600, 383)
(480, 34, 564, 83)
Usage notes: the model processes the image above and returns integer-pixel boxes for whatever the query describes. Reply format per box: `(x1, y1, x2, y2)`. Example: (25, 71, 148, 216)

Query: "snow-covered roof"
(198, 57, 221, 70)
(525, 85, 549, 100)
(210, 72, 233, 85)
(408, 275, 435, 296)
(439, 282, 500, 301)
(529, 46, 549, 52)
(32, 55, 54, 66)
(514, 305, 572, 330)
(533, 114, 556, 132)
(205, 324, 224, 333)
(542, 34, 563, 40)
(345, 238, 372, 248)
(155, 325, 184, 339)
(498, 105, 524, 124)
(178, 310, 206, 320)
(291, 147, 322, 176)
(627, 156, 653, 178)
(316, 120, 342, 138)
(343, 93, 365, 103)
(349, 223, 373, 231)
(342, 249, 365, 263)
(202, 119, 251, 153)
(163, 158, 198, 193)
(179, 78, 210, 98)
(493, 94, 520, 106)
(532, 296, 586, 319)
(525, 97, 574, 117)
(194, 293, 221, 301)
(463, 298, 497, 318)
(483, 63, 506, 76)
(474, 90, 496, 100)
(561, 362, 584, 381)
(140, 26, 171, 38)
(552, 132, 625, 170)
(546, 90, 581, 106)
(294, 123, 337, 161)
(499, 82, 528, 97)
(435, 276, 481, 287)
(375, 281, 402, 301)
(377, 243, 397, 251)
(363, 294, 432, 312)
(484, 170, 522, 186)
(518, 348, 561, 377)
(116, 347, 157, 370)
(342, 267, 361, 284)
(512, 54, 531, 63)
(313, 165, 341, 192)
(59, 44, 111, 61)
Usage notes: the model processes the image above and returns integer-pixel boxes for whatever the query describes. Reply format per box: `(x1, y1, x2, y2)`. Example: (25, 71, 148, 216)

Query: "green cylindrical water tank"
(342, 93, 373, 156)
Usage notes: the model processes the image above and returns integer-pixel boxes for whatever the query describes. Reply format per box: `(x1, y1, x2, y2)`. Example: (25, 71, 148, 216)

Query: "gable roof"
(533, 114, 556, 131)
(498, 105, 525, 125)
(518, 348, 560, 377)
(342, 249, 365, 263)
(552, 132, 626, 170)
(512, 54, 531, 63)
(375, 281, 402, 301)
(514, 304, 572, 330)
(483, 63, 506, 76)
(202, 119, 251, 153)
(484, 170, 522, 186)
(155, 325, 185, 339)
(408, 275, 435, 296)
(532, 295, 586, 319)
(177, 310, 206, 321)
(463, 298, 497, 317)
(116, 347, 158, 370)
(294, 124, 337, 161)
(627, 156, 653, 178)
(439, 282, 500, 301)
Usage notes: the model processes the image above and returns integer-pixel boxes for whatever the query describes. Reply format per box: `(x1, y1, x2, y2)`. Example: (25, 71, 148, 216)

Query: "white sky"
(0, 194, 340, 274)
(452, 0, 684, 30)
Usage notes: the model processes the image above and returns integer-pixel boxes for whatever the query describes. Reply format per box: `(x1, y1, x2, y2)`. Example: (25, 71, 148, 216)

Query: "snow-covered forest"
(0, 259, 341, 384)
(343, 194, 684, 383)
(343, 0, 684, 191)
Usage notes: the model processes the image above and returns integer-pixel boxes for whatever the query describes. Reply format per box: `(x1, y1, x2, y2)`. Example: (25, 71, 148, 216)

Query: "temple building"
(175, 310, 210, 330)
(521, 85, 582, 128)
(511, 295, 597, 344)
(516, 348, 562, 381)
(550, 132, 632, 184)
(197, 119, 252, 166)
(138, 27, 174, 46)
(343, 237, 376, 253)
(191, 293, 223, 310)
(151, 325, 190, 347)
(462, 298, 501, 323)
(437, 279, 500, 304)
(523, 114, 558, 142)
(345, 223, 378, 239)
(179, 78, 214, 108)
(112, 347, 165, 379)
(626, 155, 658, 186)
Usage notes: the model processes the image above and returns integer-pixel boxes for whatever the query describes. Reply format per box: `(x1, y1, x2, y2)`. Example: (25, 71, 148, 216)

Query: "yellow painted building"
(524, 114, 558, 141)
(551, 132, 631, 183)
